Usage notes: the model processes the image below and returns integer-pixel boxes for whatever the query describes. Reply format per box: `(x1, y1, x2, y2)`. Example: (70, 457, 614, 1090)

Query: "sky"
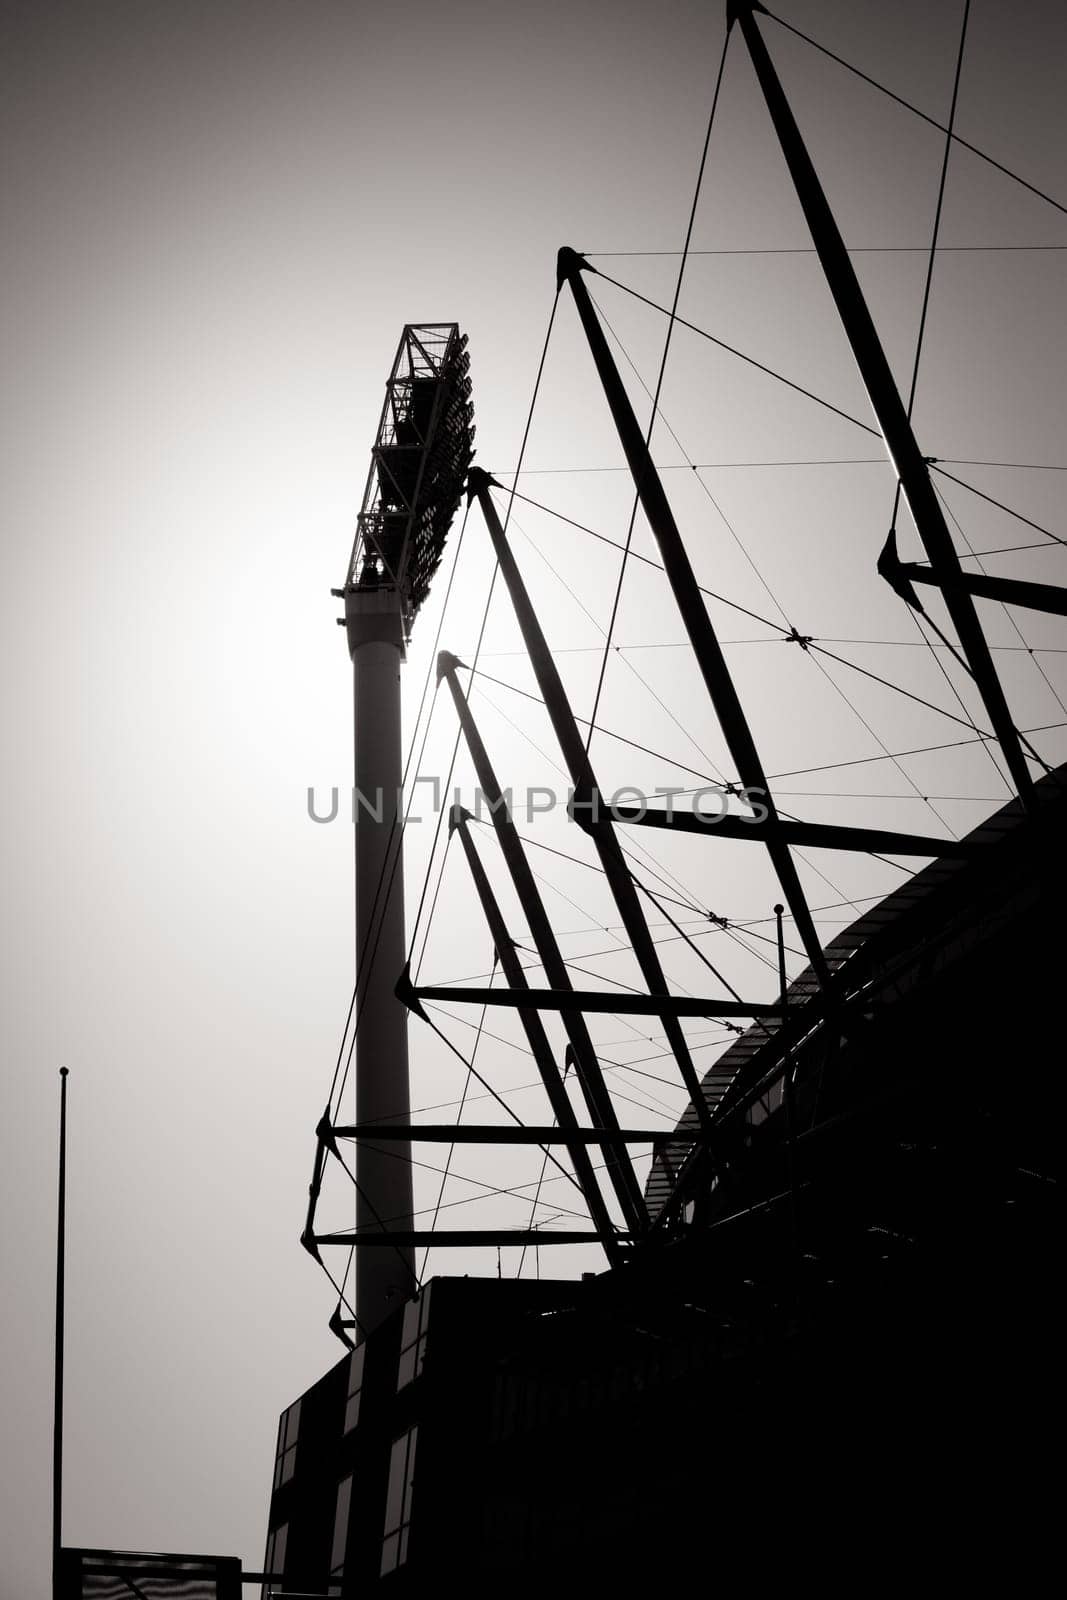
(2, 0, 1065, 1589)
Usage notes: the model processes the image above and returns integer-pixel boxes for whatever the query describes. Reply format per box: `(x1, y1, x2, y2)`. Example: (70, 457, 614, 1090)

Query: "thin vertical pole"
(53, 1066, 69, 1598)
(775, 908, 800, 1308)
(730, 0, 1032, 802)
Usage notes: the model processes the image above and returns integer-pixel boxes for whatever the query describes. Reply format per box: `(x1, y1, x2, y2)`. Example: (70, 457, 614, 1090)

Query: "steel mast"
(333, 325, 474, 1334)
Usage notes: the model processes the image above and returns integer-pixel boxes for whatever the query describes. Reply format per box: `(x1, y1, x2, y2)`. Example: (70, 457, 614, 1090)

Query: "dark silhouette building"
(263, 769, 1061, 1592)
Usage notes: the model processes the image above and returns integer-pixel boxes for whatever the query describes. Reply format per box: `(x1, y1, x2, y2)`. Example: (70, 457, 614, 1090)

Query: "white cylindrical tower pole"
(326, 321, 472, 1339)
(346, 588, 416, 1332)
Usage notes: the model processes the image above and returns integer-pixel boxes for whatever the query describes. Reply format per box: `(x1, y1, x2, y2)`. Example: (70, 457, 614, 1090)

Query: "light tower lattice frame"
(305, 324, 473, 1342)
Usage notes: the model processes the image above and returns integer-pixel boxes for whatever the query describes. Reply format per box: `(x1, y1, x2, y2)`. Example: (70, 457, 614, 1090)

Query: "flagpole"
(53, 1067, 69, 1598)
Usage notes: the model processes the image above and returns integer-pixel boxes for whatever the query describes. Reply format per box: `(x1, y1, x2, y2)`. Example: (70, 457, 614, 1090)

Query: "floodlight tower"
(337, 325, 474, 1334)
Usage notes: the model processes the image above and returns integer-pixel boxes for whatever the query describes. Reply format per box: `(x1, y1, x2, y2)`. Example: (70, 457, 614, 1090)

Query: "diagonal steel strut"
(730, 0, 1034, 802)
(446, 803, 627, 1257)
(557, 246, 831, 986)
(438, 653, 648, 1231)
(467, 468, 718, 1135)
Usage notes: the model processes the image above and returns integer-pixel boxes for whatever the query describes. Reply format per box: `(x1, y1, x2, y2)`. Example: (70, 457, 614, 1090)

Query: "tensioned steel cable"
(507, 515, 731, 785)
(470, 665, 758, 998)
(810, 636, 1066, 650)
(467, 667, 766, 944)
(494, 462, 1067, 508)
(583, 27, 733, 756)
(589, 245, 1067, 257)
(476, 638, 986, 826)
(588, 278, 1067, 554)
(594, 270, 879, 439)
(498, 494, 1004, 744)
(760, 722, 1065, 783)
(505, 853, 753, 1052)
(333, 1139, 595, 1230)
(465, 812, 780, 1030)
(407, 290, 563, 987)
(388, 1023, 787, 1123)
(761, 5, 1067, 218)
(410, 1183, 593, 1228)
(906, 601, 1012, 794)
(473, 659, 744, 786)
(470, 667, 887, 933)
(415, 1012, 691, 1124)
(878, 2, 1009, 797)
(413, 1008, 583, 1196)
(476, 646, 1067, 796)
(498, 458, 886, 472)
(803, 645, 958, 833)
(502, 818, 712, 919)
(319, 1256, 366, 1345)
(426, 999, 685, 1126)
(938, 460, 1067, 472)
(928, 466, 1066, 547)
(417, 955, 497, 1286)
(518, 1104, 562, 1281)
(590, 294, 807, 636)
(931, 486, 1061, 779)
(629, 872, 778, 995)
(584, 290, 968, 837)
(896, 0, 967, 471)
(934, 482, 1067, 724)
(504, 484, 792, 633)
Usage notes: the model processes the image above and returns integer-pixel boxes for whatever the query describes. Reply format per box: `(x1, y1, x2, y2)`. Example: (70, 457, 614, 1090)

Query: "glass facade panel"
(380, 1426, 418, 1576)
(344, 1346, 365, 1434)
(273, 1399, 301, 1487)
(284, 1399, 301, 1444)
(383, 1437, 407, 1535)
(330, 1474, 353, 1576)
(395, 1286, 431, 1392)
(263, 1521, 287, 1599)
(399, 1298, 420, 1350)
(396, 1345, 416, 1390)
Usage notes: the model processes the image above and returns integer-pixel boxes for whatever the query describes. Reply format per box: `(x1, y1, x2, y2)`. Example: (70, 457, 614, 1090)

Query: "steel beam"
(592, 804, 981, 858)
(446, 805, 627, 1253)
(467, 468, 718, 1134)
(315, 1230, 633, 1248)
(882, 553, 1067, 619)
(331, 1123, 692, 1145)
(438, 651, 647, 1229)
(731, 0, 1034, 801)
(405, 978, 783, 1020)
(557, 246, 831, 986)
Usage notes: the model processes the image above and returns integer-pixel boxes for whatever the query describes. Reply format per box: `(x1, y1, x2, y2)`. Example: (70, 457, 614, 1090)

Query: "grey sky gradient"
(3, 0, 1065, 1590)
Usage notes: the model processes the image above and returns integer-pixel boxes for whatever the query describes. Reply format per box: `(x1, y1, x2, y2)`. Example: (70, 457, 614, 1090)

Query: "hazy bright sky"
(3, 0, 1065, 1589)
